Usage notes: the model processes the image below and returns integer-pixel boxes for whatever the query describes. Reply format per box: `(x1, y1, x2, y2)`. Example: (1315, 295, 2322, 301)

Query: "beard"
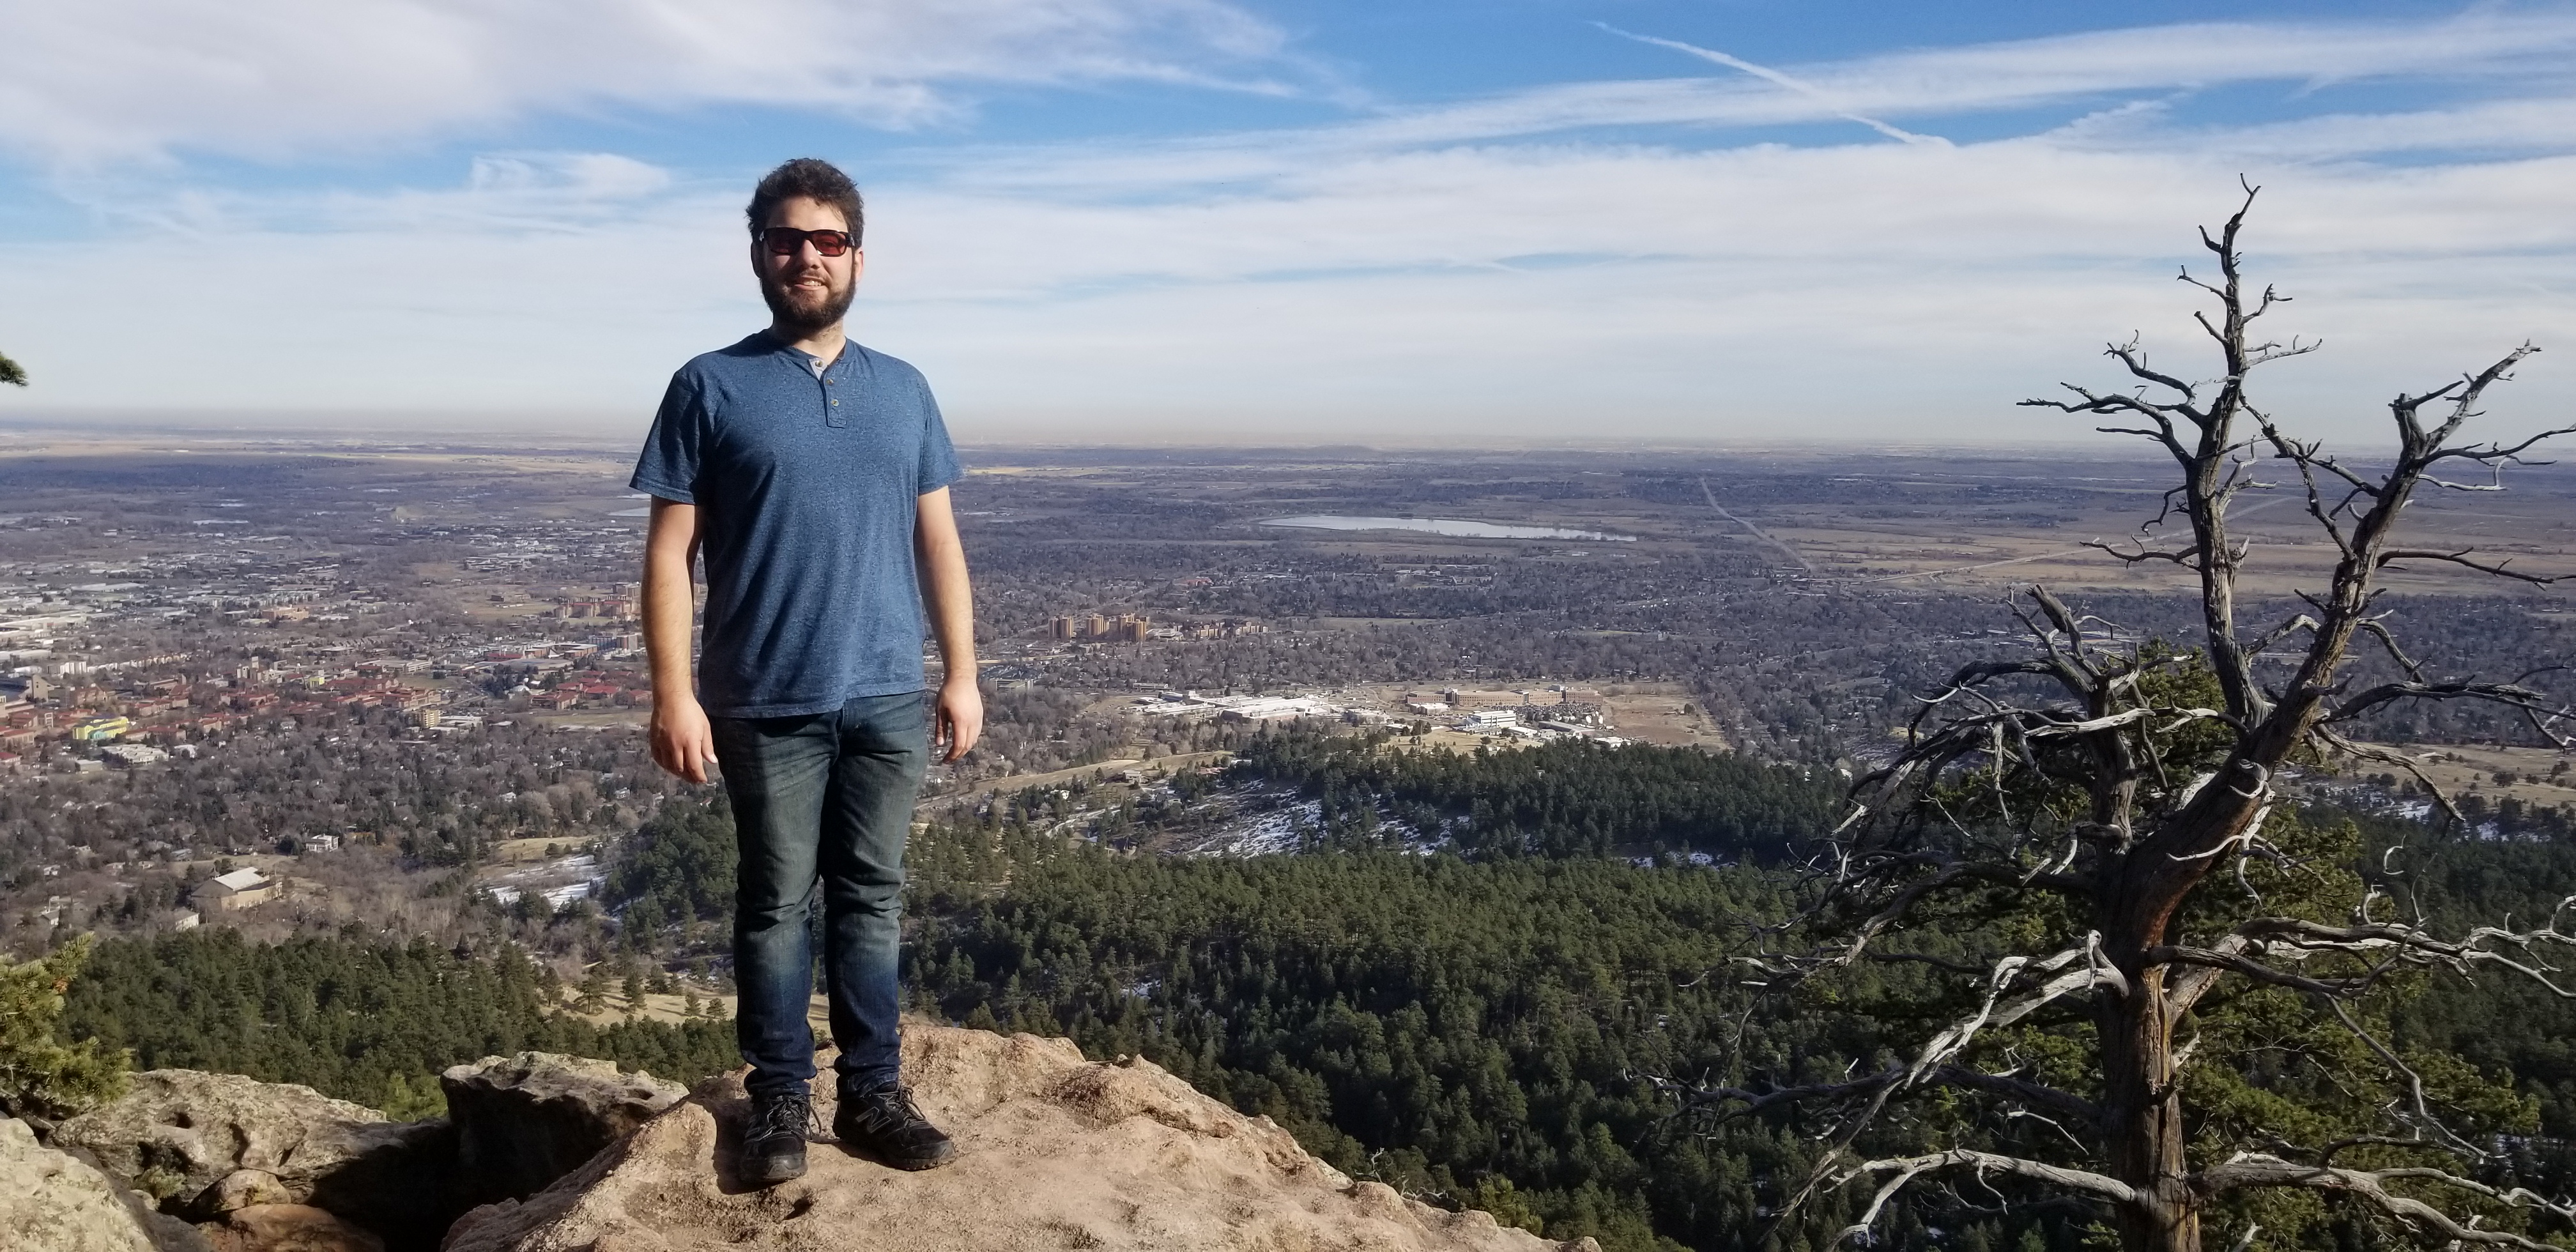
(760, 268, 855, 339)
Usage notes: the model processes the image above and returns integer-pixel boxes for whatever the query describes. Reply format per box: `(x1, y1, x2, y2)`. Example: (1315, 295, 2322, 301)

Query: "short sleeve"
(630, 370, 710, 503)
(917, 382, 962, 494)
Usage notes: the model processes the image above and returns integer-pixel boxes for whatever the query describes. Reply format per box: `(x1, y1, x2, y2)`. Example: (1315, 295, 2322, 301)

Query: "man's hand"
(935, 674, 983, 763)
(650, 693, 719, 784)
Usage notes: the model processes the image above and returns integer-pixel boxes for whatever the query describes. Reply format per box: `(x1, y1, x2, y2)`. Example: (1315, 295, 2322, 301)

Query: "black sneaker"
(740, 1090, 813, 1186)
(833, 1083, 958, 1170)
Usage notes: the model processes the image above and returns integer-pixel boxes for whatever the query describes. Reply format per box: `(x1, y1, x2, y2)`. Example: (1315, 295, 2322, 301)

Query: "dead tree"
(1676, 185, 2576, 1252)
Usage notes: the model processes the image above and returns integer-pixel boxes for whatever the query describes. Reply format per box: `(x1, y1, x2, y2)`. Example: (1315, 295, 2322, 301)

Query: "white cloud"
(1598, 27, 1947, 146)
(1254, 10, 2576, 154)
(10, 135, 2570, 445)
(0, 0, 1291, 165)
(1782, 11, 2576, 119)
(858, 141, 2576, 445)
(2048, 96, 2576, 162)
(3, 11, 2575, 448)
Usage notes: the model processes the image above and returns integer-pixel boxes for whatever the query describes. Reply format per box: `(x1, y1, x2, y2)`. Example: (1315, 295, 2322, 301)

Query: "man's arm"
(644, 498, 717, 784)
(916, 486, 981, 762)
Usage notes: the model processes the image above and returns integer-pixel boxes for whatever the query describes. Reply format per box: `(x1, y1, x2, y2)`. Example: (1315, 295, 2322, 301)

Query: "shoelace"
(845, 1085, 928, 1134)
(749, 1093, 815, 1142)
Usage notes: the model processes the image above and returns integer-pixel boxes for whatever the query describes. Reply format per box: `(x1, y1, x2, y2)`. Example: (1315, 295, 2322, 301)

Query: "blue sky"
(3, 1, 2573, 446)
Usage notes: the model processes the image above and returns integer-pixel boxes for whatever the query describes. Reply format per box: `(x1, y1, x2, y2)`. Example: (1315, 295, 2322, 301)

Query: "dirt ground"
(487, 836, 587, 864)
(555, 985, 794, 1030)
(2349, 742, 2576, 814)
(1595, 683, 1728, 749)
(1330, 679, 1724, 750)
(1764, 482, 2576, 594)
(931, 750, 1237, 812)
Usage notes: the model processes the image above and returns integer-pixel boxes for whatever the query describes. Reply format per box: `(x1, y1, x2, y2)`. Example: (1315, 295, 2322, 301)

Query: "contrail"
(1599, 24, 1947, 147)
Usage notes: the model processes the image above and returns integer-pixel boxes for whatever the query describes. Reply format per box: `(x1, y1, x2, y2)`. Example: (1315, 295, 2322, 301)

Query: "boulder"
(198, 1203, 387, 1252)
(441, 1025, 1598, 1252)
(130, 1200, 222, 1252)
(439, 1052, 685, 1208)
(204, 1168, 296, 1214)
(0, 1114, 159, 1252)
(49, 1069, 452, 1232)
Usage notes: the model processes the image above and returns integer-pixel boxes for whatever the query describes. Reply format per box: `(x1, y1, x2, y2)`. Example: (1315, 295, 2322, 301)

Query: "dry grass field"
(1737, 458, 2576, 595)
(1597, 683, 1728, 748)
(2347, 742, 2576, 813)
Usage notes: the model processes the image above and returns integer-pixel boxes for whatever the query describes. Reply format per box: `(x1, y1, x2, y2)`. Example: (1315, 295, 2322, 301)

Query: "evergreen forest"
(57, 928, 737, 1120)
(42, 731, 2576, 1252)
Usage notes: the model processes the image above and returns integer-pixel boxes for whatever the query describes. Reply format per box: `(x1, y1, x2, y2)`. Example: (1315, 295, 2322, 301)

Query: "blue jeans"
(711, 691, 929, 1099)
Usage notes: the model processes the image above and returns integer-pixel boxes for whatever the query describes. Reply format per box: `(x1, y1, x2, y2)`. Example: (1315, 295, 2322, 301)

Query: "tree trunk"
(2099, 960, 2200, 1252)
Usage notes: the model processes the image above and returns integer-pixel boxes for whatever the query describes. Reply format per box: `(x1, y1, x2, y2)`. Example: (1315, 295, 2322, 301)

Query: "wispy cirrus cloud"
(1352, 10, 2576, 148)
(0, 0, 1300, 167)
(1597, 26, 1947, 146)
(877, 8, 2576, 201)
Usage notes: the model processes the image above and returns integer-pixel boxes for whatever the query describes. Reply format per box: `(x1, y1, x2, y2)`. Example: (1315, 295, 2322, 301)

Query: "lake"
(1260, 515, 1634, 542)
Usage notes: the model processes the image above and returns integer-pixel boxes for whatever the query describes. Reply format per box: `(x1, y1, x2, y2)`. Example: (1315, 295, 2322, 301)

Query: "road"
(1699, 477, 1816, 573)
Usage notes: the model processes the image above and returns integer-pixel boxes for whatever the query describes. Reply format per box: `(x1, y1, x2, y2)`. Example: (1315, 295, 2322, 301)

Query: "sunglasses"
(757, 227, 857, 257)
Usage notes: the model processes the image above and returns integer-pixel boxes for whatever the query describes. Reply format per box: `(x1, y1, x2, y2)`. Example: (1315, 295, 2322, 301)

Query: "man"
(632, 157, 981, 1184)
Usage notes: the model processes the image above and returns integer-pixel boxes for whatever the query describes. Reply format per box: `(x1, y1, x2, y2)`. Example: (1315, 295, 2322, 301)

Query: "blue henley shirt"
(629, 332, 962, 719)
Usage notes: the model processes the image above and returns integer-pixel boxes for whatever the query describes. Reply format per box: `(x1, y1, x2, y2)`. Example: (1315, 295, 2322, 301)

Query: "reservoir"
(1261, 515, 1633, 542)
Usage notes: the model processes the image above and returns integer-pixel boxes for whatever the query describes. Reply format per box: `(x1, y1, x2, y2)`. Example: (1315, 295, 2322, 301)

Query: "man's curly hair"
(747, 158, 864, 245)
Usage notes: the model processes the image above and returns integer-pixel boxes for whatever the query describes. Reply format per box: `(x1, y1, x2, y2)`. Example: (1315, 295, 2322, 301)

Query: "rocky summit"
(445, 1025, 1591, 1252)
(4, 1024, 1596, 1252)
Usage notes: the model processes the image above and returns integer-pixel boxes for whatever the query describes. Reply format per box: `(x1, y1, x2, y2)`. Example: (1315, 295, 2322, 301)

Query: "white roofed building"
(199, 867, 278, 913)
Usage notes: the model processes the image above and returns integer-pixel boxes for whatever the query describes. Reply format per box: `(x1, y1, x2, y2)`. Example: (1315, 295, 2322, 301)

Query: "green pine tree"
(379, 1071, 447, 1121)
(0, 936, 128, 1118)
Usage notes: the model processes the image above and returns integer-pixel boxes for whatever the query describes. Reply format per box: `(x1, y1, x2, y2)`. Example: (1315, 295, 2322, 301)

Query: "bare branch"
(2423, 417, 2575, 472)
(1664, 1060, 2100, 1128)
(2200, 1154, 2576, 1251)
(2325, 676, 2571, 741)
(2246, 613, 2320, 657)
(1800, 857, 2099, 974)
(2310, 728, 2468, 823)
(2324, 998, 2486, 1162)
(2108, 339, 2206, 403)
(2375, 547, 2564, 585)
(2143, 942, 2394, 998)
(2084, 536, 2201, 569)
(2354, 618, 2426, 682)
(1823, 1150, 2138, 1248)
(2215, 910, 2576, 995)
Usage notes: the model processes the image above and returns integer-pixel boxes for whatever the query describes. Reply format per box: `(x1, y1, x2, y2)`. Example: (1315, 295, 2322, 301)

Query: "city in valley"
(3, 426, 2571, 979)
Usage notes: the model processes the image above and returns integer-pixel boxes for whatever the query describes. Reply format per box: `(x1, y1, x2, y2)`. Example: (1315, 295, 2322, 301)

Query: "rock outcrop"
(50, 1069, 453, 1231)
(1, 1114, 162, 1252)
(197, 1203, 387, 1252)
(29, 1025, 1595, 1251)
(440, 1052, 686, 1209)
(443, 1025, 1595, 1252)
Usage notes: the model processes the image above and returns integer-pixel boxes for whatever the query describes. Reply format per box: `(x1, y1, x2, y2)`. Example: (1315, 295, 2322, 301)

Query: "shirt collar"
(777, 337, 855, 378)
(752, 330, 855, 373)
